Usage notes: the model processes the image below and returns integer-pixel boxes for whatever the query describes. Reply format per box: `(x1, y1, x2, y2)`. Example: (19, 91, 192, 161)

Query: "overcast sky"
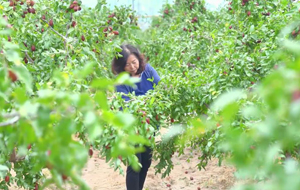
(83, 0, 225, 11)
(82, 0, 225, 30)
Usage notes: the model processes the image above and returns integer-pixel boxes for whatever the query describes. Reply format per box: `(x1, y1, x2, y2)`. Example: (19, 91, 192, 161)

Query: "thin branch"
(41, 19, 67, 41)
(64, 13, 73, 66)
(2, 112, 19, 118)
(0, 106, 76, 127)
(23, 51, 34, 63)
(66, 13, 72, 39)
(9, 147, 25, 163)
(0, 116, 20, 127)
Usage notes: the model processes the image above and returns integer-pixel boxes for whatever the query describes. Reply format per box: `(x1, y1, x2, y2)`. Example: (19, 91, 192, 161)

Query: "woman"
(111, 44, 160, 190)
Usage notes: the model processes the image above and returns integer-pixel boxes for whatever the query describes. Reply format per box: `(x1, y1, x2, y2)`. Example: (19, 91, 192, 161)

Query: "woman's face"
(125, 54, 140, 76)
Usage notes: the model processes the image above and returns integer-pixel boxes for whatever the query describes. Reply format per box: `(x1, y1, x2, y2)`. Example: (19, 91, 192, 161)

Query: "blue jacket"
(116, 64, 160, 101)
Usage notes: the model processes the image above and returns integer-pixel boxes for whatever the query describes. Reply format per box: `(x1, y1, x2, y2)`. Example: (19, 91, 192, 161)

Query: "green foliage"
(1, 0, 300, 189)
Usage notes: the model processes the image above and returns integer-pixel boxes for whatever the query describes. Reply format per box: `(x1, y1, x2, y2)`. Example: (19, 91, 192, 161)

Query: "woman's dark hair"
(111, 44, 146, 75)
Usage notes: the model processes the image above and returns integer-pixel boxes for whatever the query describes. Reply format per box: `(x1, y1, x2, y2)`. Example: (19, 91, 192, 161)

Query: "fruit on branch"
(73, 6, 80, 11)
(31, 45, 36, 51)
(292, 90, 300, 102)
(62, 174, 68, 181)
(156, 115, 159, 121)
(71, 21, 76, 27)
(113, 31, 119, 35)
(8, 70, 18, 82)
(29, 0, 35, 6)
(164, 9, 169, 15)
(49, 19, 54, 27)
(191, 17, 198, 23)
(34, 183, 38, 190)
(9, 0, 14, 6)
(69, 1, 81, 12)
(262, 12, 270, 16)
(5, 175, 9, 183)
(108, 13, 115, 18)
(146, 118, 150, 124)
(89, 148, 93, 157)
(81, 35, 85, 41)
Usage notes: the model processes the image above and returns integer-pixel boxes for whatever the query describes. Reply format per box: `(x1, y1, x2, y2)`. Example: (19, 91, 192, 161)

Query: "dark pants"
(126, 146, 152, 190)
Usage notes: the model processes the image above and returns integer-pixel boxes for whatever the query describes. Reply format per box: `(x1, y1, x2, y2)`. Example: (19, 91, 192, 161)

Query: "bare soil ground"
(10, 128, 236, 190)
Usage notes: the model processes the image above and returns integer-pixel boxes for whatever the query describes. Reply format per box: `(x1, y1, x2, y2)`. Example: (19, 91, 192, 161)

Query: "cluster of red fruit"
(103, 26, 119, 37)
(68, 1, 81, 12)
(103, 13, 120, 37)
(191, 16, 198, 23)
(10, 0, 36, 17)
(107, 12, 115, 24)
(9, 0, 29, 11)
(164, 9, 169, 15)
(228, 2, 269, 17)
(241, 0, 249, 6)
(291, 28, 300, 38)
(189, 2, 195, 10)
(41, 14, 54, 28)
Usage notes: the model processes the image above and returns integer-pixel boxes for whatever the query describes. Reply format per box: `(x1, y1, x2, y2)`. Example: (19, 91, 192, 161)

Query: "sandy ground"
(10, 128, 236, 190)
(77, 152, 236, 190)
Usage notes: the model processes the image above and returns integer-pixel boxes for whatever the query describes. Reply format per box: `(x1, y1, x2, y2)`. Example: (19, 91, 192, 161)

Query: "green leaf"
(88, 123, 102, 141)
(162, 124, 184, 143)
(0, 165, 9, 171)
(115, 72, 140, 86)
(13, 65, 33, 93)
(94, 91, 108, 110)
(211, 89, 245, 111)
(13, 87, 28, 104)
(74, 62, 95, 79)
(113, 112, 135, 128)
(84, 111, 97, 126)
(91, 78, 114, 89)
(250, 25, 255, 33)
(282, 39, 300, 56)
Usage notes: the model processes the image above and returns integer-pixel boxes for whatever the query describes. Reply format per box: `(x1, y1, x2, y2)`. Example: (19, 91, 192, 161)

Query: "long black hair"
(111, 44, 146, 75)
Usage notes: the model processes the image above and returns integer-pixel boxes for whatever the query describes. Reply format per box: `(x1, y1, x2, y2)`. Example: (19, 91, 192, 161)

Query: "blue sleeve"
(147, 64, 160, 85)
(116, 85, 131, 102)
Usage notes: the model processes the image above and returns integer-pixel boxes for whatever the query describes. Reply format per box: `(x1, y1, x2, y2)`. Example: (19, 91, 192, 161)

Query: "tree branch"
(64, 13, 73, 66)
(2, 112, 19, 118)
(0, 115, 20, 127)
(0, 106, 76, 127)
(9, 147, 25, 163)
(23, 51, 34, 63)
(41, 19, 67, 41)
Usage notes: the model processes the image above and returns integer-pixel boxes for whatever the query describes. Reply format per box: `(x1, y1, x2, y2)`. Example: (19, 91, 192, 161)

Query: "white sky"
(82, 0, 225, 30)
(83, 0, 225, 11)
